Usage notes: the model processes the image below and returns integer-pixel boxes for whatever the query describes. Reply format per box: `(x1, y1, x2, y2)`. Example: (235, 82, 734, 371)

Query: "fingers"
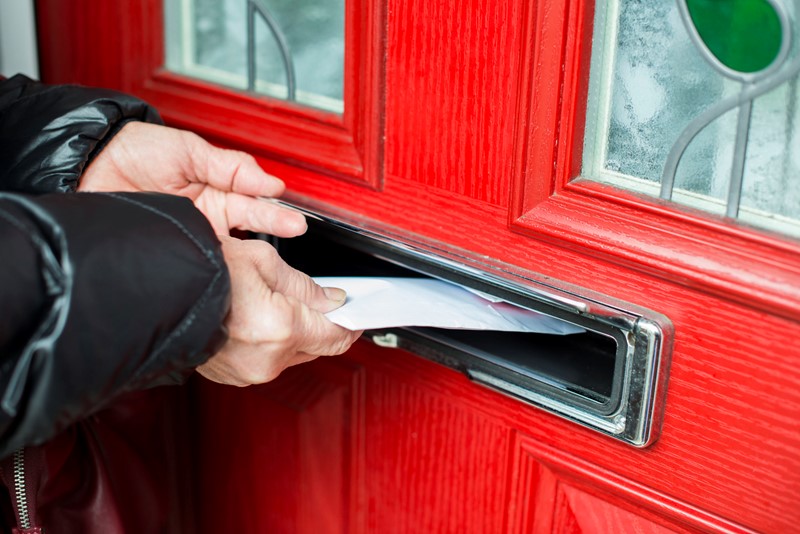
(228, 237, 343, 313)
(190, 134, 287, 198)
(293, 306, 364, 357)
(224, 193, 307, 237)
(205, 236, 361, 387)
(196, 317, 360, 387)
(195, 292, 360, 387)
(184, 132, 308, 236)
(260, 246, 348, 314)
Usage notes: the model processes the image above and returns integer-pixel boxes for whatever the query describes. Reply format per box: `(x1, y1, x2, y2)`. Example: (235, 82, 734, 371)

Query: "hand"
(197, 236, 363, 386)
(79, 121, 306, 237)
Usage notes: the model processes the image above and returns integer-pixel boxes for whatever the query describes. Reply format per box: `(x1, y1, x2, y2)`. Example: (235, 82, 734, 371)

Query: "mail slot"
(269, 199, 672, 447)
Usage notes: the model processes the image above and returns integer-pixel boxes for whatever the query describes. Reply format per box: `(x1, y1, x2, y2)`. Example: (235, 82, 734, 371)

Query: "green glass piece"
(686, 0, 783, 73)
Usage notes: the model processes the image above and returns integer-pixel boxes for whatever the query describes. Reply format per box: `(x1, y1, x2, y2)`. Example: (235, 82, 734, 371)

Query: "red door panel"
(387, 0, 521, 206)
(35, 0, 800, 532)
(190, 358, 365, 533)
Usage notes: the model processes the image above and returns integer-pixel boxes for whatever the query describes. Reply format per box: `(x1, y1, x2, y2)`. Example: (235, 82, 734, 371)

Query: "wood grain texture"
(340, 326, 798, 532)
(508, 0, 800, 321)
(554, 486, 677, 534)
(515, 435, 758, 534)
(34, 0, 800, 532)
(387, 0, 522, 206)
(187, 359, 365, 534)
(198, 167, 800, 531)
(362, 347, 513, 533)
(507, 442, 556, 533)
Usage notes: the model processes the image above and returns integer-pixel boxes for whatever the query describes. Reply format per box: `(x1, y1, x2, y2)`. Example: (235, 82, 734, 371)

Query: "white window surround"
(0, 0, 39, 79)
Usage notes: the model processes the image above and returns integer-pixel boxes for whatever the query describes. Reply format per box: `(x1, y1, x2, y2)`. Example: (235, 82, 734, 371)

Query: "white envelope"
(313, 277, 584, 335)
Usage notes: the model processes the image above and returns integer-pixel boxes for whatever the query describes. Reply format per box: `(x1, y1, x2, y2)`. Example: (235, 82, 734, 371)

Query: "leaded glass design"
(582, 0, 800, 238)
(165, 0, 344, 113)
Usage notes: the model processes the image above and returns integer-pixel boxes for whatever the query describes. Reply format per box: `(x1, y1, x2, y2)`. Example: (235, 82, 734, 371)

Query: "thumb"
(294, 306, 363, 357)
(271, 261, 347, 314)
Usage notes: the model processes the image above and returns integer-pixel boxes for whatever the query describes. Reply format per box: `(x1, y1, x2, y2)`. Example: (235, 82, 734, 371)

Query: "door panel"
(363, 352, 512, 533)
(387, 0, 521, 205)
(551, 488, 680, 534)
(35, 0, 800, 532)
(189, 358, 365, 533)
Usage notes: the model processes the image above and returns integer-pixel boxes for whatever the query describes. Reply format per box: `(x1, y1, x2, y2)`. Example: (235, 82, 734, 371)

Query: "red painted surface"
(508, 0, 800, 322)
(36, 0, 800, 532)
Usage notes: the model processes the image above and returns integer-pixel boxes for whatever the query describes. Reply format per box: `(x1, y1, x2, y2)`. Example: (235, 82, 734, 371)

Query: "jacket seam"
(104, 193, 227, 382)
(105, 193, 221, 267)
(129, 267, 226, 385)
(0, 83, 65, 117)
(0, 205, 42, 250)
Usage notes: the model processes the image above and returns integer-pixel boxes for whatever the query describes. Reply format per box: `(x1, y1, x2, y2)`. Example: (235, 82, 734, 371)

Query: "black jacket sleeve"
(0, 192, 231, 457)
(0, 74, 163, 194)
(0, 77, 231, 457)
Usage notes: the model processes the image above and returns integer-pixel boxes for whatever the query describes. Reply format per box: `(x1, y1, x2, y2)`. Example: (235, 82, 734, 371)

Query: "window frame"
(510, 0, 800, 321)
(84, 0, 386, 189)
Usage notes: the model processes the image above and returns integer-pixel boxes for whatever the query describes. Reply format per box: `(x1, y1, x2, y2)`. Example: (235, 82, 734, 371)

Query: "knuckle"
(233, 150, 256, 165)
(269, 296, 297, 341)
(270, 322, 294, 344)
(250, 240, 279, 262)
(244, 365, 282, 385)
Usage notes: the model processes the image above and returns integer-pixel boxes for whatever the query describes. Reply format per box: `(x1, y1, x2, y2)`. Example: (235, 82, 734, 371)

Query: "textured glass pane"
(195, 0, 247, 84)
(742, 79, 800, 218)
(165, 0, 344, 113)
(583, 0, 800, 238)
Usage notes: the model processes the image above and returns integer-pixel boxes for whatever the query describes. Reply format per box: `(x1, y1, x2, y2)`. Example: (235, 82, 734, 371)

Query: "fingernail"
(323, 287, 347, 303)
(288, 215, 307, 233)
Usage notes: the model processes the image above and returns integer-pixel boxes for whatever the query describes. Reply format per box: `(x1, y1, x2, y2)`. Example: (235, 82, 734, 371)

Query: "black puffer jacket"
(0, 74, 231, 457)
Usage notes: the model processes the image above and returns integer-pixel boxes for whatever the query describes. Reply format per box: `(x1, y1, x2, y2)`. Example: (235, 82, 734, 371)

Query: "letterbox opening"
(267, 204, 670, 447)
(276, 223, 621, 409)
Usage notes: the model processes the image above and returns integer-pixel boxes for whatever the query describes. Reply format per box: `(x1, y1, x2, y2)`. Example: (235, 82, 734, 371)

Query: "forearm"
(0, 191, 230, 457)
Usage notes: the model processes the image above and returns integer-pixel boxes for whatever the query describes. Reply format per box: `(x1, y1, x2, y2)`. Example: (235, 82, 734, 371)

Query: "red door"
(36, 0, 800, 532)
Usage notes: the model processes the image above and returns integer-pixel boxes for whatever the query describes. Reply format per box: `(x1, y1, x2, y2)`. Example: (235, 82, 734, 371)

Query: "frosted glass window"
(582, 0, 800, 239)
(165, 0, 344, 113)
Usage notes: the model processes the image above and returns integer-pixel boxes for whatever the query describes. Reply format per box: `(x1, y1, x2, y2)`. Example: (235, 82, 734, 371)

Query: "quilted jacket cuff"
(0, 74, 163, 194)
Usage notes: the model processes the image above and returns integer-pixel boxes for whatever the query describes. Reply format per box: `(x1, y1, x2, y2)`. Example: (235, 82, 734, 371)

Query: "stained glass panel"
(582, 0, 799, 238)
